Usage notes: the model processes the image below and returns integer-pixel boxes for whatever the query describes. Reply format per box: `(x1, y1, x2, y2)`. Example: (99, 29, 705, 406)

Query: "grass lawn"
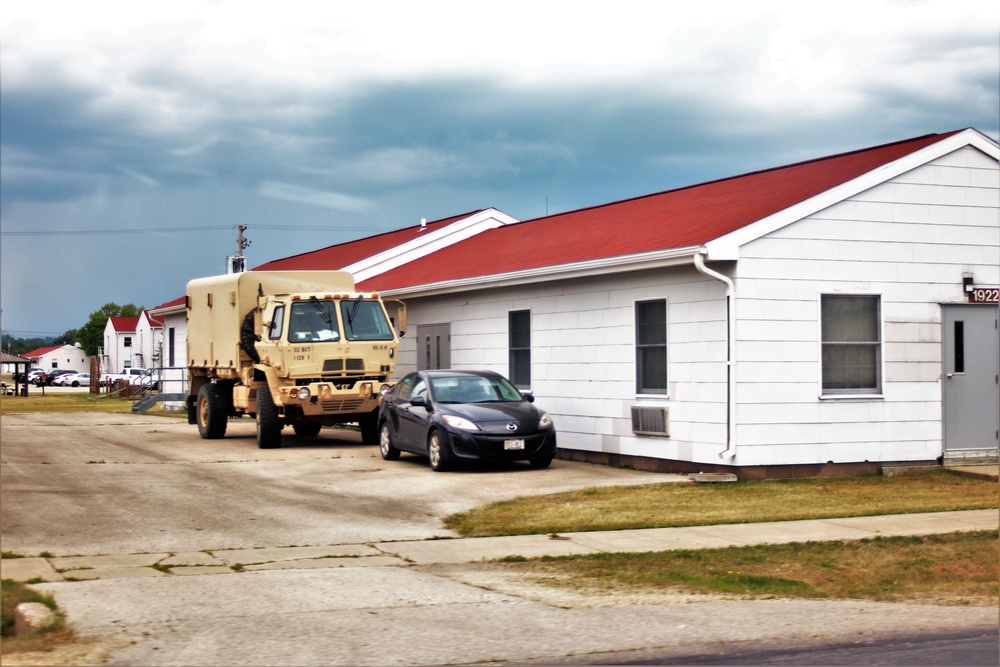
(0, 390, 184, 417)
(500, 530, 998, 606)
(445, 469, 999, 537)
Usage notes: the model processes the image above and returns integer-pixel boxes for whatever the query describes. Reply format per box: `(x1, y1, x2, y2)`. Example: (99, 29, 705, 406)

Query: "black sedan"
(377, 370, 557, 471)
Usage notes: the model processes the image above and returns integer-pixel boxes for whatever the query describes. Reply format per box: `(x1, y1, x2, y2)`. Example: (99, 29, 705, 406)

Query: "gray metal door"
(416, 323, 451, 370)
(942, 305, 999, 456)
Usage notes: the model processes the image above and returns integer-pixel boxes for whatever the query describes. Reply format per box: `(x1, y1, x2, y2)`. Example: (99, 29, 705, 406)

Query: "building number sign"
(968, 287, 999, 303)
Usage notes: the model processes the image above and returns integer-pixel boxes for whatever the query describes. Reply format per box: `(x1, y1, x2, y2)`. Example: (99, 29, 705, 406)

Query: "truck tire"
(359, 410, 379, 445)
(197, 383, 228, 439)
(256, 385, 282, 449)
(293, 422, 322, 437)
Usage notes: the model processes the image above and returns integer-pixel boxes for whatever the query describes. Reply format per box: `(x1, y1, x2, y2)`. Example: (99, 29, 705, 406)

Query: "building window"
(821, 294, 882, 395)
(168, 327, 176, 367)
(509, 310, 531, 388)
(123, 336, 132, 348)
(636, 299, 667, 394)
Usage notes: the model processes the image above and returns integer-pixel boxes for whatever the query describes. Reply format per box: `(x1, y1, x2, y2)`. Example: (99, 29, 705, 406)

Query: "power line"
(1, 224, 384, 237)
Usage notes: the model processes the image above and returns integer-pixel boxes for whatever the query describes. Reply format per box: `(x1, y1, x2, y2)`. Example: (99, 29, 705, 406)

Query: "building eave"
(378, 245, 706, 298)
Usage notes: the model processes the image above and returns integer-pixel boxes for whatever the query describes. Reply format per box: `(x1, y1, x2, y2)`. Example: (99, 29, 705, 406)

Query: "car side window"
(411, 379, 427, 402)
(395, 374, 416, 400)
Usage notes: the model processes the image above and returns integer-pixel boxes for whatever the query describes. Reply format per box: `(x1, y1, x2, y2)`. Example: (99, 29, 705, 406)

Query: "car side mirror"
(410, 394, 427, 407)
(521, 391, 535, 403)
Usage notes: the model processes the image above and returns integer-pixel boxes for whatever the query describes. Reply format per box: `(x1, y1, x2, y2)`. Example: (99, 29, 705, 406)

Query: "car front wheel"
(427, 431, 450, 472)
(379, 423, 400, 460)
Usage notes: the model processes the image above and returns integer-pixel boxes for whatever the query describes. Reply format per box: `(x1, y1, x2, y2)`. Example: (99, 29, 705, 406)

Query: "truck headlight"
(296, 387, 310, 401)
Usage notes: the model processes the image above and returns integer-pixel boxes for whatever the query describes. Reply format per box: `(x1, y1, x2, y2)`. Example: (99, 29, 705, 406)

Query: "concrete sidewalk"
(3, 509, 995, 583)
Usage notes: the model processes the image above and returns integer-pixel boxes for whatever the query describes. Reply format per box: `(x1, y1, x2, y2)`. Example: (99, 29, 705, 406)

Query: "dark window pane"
(821, 295, 881, 394)
(509, 310, 531, 387)
(636, 299, 667, 394)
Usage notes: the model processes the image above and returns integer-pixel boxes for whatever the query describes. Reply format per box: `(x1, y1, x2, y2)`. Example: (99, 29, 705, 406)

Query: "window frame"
(819, 293, 884, 398)
(508, 309, 531, 389)
(635, 297, 668, 396)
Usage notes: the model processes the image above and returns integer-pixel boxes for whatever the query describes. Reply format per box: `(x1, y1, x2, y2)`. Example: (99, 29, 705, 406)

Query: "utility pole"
(227, 225, 251, 274)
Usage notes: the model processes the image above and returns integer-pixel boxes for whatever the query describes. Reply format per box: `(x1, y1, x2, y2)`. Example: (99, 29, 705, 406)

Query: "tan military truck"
(186, 270, 405, 448)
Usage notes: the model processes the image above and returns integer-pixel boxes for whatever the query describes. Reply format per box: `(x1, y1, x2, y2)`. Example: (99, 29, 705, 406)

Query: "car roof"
(420, 370, 502, 379)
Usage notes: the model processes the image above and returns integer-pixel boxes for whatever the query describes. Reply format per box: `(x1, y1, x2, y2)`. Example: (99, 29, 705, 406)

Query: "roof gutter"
(693, 252, 737, 460)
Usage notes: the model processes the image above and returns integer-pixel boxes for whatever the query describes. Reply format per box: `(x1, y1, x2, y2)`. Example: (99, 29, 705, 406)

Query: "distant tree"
(8, 337, 50, 356)
(76, 303, 143, 356)
(53, 329, 79, 346)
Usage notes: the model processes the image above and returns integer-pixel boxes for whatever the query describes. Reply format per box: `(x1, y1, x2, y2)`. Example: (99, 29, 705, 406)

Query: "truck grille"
(321, 398, 366, 413)
(322, 358, 366, 373)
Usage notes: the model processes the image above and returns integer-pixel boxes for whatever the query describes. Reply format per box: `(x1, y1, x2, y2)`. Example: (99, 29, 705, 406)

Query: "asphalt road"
(2, 412, 996, 667)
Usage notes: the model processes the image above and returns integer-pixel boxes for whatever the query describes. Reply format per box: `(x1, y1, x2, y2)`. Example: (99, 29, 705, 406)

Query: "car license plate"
(504, 439, 525, 450)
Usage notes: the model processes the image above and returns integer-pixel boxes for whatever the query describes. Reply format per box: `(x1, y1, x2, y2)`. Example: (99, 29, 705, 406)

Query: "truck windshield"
(340, 300, 395, 341)
(288, 300, 340, 342)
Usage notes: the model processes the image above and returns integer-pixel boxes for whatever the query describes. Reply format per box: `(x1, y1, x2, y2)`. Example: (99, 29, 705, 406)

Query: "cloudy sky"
(1, 0, 998, 339)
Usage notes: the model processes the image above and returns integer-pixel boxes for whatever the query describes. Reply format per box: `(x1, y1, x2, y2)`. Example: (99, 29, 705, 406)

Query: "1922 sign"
(968, 287, 999, 303)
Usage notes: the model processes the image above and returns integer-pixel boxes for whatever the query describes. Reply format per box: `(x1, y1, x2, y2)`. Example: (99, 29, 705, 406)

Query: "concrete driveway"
(0, 412, 676, 556)
(3, 412, 995, 667)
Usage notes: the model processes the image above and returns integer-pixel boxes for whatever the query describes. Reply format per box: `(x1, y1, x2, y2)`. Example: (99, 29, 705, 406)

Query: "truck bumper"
(271, 380, 386, 417)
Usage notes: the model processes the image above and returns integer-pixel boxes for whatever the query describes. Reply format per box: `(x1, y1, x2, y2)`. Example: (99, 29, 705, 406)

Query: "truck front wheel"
(256, 386, 282, 449)
(197, 383, 228, 439)
(359, 410, 379, 445)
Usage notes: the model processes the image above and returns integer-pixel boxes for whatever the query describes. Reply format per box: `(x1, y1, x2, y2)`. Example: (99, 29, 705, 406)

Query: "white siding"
(397, 268, 731, 463)
(732, 148, 999, 465)
(393, 145, 997, 468)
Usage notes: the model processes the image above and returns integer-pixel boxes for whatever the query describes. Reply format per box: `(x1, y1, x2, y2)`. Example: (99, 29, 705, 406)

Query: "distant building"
(23, 344, 89, 374)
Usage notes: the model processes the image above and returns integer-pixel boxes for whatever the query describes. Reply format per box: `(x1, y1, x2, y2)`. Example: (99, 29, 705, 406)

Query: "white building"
(101, 311, 163, 376)
(148, 296, 188, 396)
(23, 344, 89, 373)
(257, 129, 999, 477)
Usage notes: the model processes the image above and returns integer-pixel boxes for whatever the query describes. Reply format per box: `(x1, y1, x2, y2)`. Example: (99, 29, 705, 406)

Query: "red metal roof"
(23, 345, 62, 358)
(358, 131, 961, 292)
(109, 316, 139, 332)
(252, 211, 485, 271)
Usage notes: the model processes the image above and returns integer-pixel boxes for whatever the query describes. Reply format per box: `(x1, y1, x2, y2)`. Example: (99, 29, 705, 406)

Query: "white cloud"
(258, 181, 373, 213)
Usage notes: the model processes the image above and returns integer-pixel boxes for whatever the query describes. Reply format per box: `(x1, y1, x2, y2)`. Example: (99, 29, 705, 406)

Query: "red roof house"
(245, 129, 998, 475)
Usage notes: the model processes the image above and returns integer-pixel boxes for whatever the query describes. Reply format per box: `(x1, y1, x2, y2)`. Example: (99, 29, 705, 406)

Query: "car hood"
(440, 401, 539, 426)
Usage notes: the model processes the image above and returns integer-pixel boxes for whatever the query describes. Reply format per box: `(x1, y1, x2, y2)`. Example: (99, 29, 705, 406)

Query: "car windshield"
(429, 375, 523, 404)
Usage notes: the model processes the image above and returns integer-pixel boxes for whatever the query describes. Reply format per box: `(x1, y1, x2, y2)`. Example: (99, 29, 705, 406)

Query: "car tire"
(379, 422, 400, 460)
(428, 430, 451, 472)
(256, 386, 282, 449)
(197, 383, 228, 439)
(292, 422, 322, 437)
(529, 454, 554, 469)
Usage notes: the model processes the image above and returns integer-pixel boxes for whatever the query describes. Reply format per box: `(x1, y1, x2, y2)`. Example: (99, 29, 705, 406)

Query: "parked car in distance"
(59, 372, 91, 387)
(17, 368, 45, 384)
(33, 370, 55, 386)
(377, 369, 557, 471)
(46, 369, 79, 386)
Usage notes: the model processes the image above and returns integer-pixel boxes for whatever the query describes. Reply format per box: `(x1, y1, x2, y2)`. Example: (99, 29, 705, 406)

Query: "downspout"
(693, 252, 736, 460)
